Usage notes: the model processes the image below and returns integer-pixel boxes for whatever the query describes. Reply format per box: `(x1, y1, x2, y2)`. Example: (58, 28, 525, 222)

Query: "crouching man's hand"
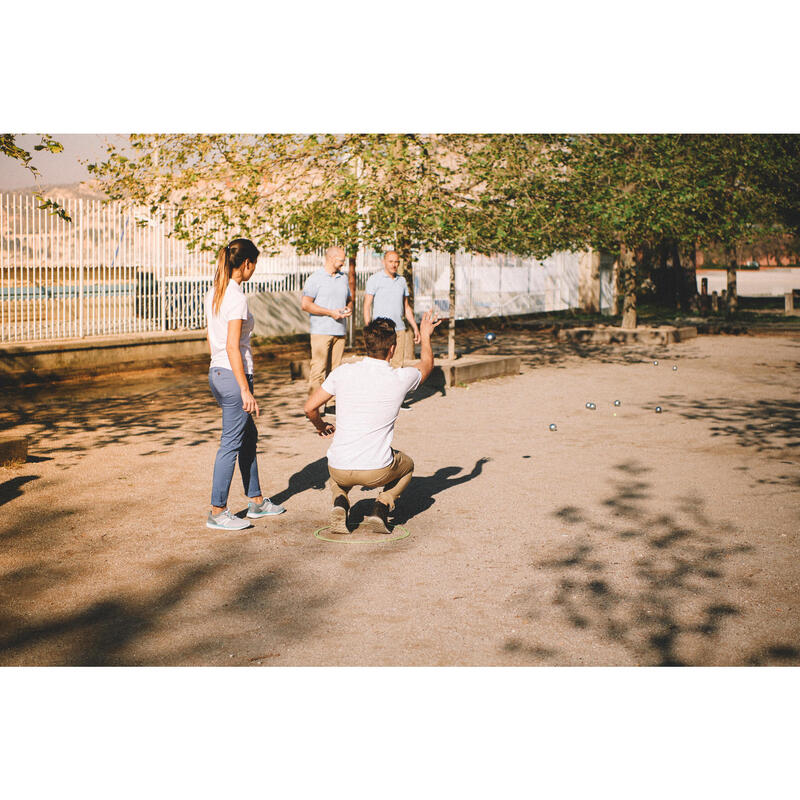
(304, 387, 335, 437)
(317, 422, 335, 438)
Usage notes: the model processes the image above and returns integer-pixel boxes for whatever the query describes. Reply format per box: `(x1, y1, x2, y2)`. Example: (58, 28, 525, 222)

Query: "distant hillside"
(3, 181, 108, 201)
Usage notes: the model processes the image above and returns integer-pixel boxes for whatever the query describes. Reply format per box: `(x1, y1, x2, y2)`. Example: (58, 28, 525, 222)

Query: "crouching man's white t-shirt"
(321, 357, 421, 470)
(204, 281, 254, 373)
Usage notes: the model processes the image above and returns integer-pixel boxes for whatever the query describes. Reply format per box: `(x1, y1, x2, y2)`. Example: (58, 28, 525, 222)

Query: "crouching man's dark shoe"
(364, 500, 391, 534)
(329, 496, 350, 534)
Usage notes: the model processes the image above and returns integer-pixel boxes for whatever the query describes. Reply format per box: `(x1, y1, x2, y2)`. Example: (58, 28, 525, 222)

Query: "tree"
(689, 134, 800, 314)
(90, 134, 472, 351)
(1, 134, 72, 221)
(467, 135, 724, 328)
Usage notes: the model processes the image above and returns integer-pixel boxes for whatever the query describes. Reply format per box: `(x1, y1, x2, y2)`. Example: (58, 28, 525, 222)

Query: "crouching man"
(304, 310, 442, 533)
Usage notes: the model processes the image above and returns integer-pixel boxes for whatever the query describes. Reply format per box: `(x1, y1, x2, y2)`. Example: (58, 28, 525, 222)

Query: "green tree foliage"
(465, 134, 800, 326)
(90, 134, 800, 328)
(90, 134, 477, 311)
(91, 134, 457, 254)
(1, 134, 72, 221)
(688, 134, 800, 312)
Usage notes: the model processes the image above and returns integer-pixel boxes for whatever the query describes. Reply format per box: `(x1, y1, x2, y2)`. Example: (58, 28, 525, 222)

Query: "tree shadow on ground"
(0, 365, 310, 462)
(0, 531, 335, 666)
(511, 461, 765, 666)
(455, 327, 690, 370)
(745, 644, 800, 666)
(664, 396, 800, 453)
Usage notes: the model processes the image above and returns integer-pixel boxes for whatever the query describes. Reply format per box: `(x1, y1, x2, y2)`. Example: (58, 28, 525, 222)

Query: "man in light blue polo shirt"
(301, 246, 353, 396)
(363, 251, 420, 367)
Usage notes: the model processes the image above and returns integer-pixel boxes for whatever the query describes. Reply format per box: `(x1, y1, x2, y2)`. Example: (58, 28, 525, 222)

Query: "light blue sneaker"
(207, 509, 250, 530)
(247, 498, 286, 519)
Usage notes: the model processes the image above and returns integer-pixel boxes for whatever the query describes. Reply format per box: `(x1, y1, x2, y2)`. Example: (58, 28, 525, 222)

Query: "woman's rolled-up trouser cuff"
(328, 450, 414, 510)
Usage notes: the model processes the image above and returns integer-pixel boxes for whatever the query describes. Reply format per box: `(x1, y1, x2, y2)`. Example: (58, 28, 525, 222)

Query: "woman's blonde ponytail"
(212, 246, 231, 315)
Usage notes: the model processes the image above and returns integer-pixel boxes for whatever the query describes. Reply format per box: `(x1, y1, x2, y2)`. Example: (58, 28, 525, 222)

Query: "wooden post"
(448, 251, 456, 361)
(347, 250, 357, 348)
(726, 247, 738, 314)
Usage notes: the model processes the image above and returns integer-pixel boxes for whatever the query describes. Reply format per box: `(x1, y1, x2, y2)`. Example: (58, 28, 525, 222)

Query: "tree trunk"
(619, 245, 638, 329)
(686, 244, 700, 313)
(448, 251, 456, 361)
(674, 242, 693, 311)
(347, 248, 357, 347)
(655, 242, 670, 305)
(726, 246, 738, 314)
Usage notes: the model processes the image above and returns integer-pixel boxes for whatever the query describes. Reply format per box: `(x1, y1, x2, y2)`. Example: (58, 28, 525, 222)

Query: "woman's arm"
(226, 318, 259, 417)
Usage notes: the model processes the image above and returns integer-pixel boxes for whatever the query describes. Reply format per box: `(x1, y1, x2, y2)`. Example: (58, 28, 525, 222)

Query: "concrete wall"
(0, 331, 209, 382)
(249, 291, 310, 337)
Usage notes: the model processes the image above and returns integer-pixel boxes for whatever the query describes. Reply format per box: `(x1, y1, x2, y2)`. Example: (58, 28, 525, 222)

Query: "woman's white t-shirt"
(204, 281, 255, 373)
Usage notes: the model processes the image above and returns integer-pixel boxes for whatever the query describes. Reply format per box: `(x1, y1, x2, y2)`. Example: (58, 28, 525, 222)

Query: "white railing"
(1, 192, 584, 344)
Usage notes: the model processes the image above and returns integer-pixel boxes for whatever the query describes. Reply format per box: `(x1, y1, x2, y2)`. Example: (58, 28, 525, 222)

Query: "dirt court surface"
(1, 330, 798, 666)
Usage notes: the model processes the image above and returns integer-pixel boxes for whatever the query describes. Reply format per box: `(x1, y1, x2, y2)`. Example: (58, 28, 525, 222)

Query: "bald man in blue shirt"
(301, 246, 353, 396)
(363, 251, 420, 367)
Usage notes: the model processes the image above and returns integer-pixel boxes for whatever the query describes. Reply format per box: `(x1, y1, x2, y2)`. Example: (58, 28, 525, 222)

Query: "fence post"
(79, 198, 84, 337)
(160, 217, 166, 331)
(448, 251, 456, 361)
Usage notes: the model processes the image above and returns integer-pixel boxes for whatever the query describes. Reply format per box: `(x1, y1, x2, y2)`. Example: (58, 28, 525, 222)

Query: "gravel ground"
(0, 330, 798, 666)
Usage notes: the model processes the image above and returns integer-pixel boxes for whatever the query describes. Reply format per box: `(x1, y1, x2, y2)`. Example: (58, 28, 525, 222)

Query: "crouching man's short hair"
(364, 317, 397, 360)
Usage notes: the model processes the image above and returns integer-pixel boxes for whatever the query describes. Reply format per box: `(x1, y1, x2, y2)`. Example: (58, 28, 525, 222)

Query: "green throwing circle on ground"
(313, 525, 411, 544)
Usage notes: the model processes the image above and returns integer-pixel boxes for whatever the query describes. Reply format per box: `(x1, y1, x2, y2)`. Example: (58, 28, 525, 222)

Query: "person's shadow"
(401, 369, 447, 408)
(270, 457, 329, 506)
(384, 457, 491, 525)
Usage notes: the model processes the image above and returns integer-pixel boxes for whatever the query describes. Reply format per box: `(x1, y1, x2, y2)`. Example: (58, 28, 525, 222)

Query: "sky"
(0, 134, 129, 190)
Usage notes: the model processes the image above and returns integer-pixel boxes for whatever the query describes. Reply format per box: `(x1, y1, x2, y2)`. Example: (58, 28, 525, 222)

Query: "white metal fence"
(1, 193, 583, 344)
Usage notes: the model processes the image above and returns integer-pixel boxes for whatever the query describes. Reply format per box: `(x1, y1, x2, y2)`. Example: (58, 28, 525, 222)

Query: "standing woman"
(205, 238, 286, 530)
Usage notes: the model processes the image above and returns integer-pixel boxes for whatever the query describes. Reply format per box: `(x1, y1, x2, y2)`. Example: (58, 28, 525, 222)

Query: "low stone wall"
(289, 354, 521, 388)
(556, 325, 698, 345)
(0, 330, 209, 383)
(0, 433, 27, 466)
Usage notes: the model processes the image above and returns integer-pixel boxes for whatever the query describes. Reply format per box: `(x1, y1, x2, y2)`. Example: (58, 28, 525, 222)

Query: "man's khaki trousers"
(309, 334, 346, 392)
(328, 450, 414, 510)
(390, 329, 415, 368)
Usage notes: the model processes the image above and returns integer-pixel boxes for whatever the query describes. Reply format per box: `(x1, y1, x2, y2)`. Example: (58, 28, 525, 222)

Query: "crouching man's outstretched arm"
(304, 388, 335, 437)
(415, 310, 442, 383)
